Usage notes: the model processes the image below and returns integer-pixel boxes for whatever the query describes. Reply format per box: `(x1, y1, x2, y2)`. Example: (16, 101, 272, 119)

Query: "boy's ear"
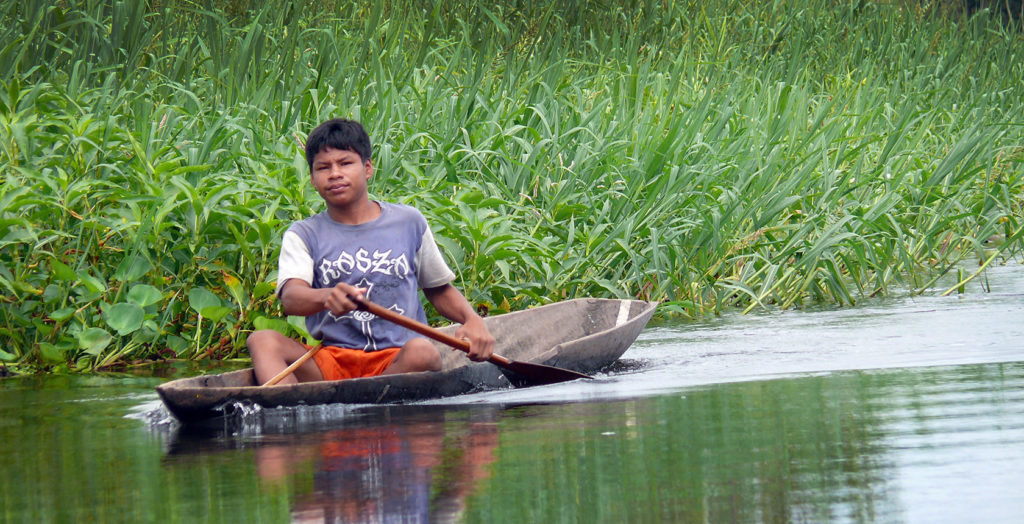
(365, 159, 374, 178)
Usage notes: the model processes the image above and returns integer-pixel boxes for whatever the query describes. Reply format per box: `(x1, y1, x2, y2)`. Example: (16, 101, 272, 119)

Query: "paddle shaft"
(261, 312, 333, 386)
(262, 343, 323, 386)
(353, 297, 515, 367)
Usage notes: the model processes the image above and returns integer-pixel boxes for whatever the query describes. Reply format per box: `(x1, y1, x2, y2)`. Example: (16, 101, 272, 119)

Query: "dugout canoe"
(156, 298, 658, 425)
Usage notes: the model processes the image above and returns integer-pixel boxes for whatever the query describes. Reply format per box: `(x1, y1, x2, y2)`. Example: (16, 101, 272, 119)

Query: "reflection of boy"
(248, 119, 494, 385)
(254, 416, 499, 522)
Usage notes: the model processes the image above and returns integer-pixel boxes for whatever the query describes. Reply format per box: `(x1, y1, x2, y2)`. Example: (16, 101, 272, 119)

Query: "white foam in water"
(127, 399, 177, 429)
(257, 403, 374, 432)
(202, 401, 378, 436)
(129, 395, 378, 437)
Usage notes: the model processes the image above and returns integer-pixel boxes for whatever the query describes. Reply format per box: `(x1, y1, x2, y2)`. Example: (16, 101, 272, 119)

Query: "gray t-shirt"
(276, 202, 455, 350)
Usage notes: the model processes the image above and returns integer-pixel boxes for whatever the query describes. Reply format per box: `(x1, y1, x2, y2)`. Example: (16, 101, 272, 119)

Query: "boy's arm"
(423, 284, 495, 362)
(279, 279, 367, 318)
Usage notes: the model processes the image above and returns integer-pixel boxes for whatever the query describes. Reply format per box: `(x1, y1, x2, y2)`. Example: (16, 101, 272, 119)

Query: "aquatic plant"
(0, 0, 1021, 371)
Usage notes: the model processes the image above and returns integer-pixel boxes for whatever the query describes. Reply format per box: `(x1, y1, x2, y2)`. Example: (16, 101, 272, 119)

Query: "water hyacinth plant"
(0, 0, 1021, 372)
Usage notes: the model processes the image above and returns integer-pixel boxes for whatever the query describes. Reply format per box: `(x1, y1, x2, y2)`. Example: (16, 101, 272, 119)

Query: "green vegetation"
(1, 0, 1022, 372)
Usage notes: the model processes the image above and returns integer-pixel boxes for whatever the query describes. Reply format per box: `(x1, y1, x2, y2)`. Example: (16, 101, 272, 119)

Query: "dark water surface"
(1, 264, 1022, 523)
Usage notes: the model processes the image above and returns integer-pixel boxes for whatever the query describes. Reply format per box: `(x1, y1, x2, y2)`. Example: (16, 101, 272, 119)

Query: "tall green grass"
(1, 0, 1022, 371)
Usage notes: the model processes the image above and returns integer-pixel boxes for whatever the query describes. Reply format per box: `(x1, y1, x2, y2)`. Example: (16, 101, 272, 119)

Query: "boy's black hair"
(304, 119, 372, 171)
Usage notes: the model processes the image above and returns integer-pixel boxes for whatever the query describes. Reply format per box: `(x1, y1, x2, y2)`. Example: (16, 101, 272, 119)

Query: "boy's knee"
(421, 348, 442, 371)
(404, 339, 442, 371)
(247, 329, 281, 356)
(247, 330, 266, 348)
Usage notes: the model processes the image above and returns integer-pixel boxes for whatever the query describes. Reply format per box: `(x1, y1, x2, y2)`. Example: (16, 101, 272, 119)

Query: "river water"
(1, 264, 1022, 523)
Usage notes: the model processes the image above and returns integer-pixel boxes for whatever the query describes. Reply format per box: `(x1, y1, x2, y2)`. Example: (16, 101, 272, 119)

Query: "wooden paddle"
(352, 297, 593, 385)
(262, 316, 332, 387)
(261, 343, 323, 386)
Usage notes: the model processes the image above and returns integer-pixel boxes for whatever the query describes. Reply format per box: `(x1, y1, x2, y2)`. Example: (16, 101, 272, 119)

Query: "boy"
(248, 119, 494, 385)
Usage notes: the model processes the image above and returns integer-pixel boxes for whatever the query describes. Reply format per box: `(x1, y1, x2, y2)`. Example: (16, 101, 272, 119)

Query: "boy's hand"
(323, 283, 367, 316)
(455, 316, 495, 362)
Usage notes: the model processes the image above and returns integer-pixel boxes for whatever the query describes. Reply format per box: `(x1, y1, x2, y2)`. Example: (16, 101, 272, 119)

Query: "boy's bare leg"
(248, 329, 324, 385)
(382, 337, 442, 375)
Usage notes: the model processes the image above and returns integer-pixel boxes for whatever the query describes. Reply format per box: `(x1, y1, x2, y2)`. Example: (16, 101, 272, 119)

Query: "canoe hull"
(156, 298, 657, 424)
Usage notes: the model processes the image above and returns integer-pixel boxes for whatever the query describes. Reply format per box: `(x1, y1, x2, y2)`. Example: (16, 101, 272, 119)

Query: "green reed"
(0, 0, 1021, 371)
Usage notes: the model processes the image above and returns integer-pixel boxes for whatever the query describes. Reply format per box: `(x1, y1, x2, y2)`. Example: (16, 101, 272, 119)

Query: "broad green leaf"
(104, 303, 145, 336)
(14, 281, 42, 295)
(253, 281, 276, 300)
(188, 287, 221, 313)
(48, 307, 76, 322)
(51, 259, 76, 281)
(287, 315, 309, 338)
(127, 284, 162, 307)
(141, 319, 159, 335)
(0, 326, 22, 346)
(0, 217, 29, 239)
(114, 255, 153, 282)
(153, 159, 184, 175)
(133, 320, 160, 343)
(78, 328, 113, 356)
(253, 316, 291, 336)
(0, 347, 16, 361)
(32, 319, 52, 337)
(77, 272, 106, 295)
(495, 260, 511, 280)
(223, 272, 246, 306)
(42, 284, 62, 304)
(37, 343, 65, 363)
(199, 305, 232, 323)
(165, 335, 189, 357)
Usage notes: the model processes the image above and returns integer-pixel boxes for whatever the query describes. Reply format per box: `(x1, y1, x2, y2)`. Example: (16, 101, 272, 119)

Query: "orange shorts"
(311, 345, 401, 381)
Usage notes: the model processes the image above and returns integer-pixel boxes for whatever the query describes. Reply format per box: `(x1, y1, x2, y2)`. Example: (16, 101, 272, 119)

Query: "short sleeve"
(277, 230, 314, 296)
(416, 227, 456, 289)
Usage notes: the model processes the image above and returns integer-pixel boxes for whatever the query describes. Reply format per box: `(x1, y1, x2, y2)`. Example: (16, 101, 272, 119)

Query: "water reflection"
(2, 360, 1021, 522)
(454, 363, 1023, 523)
(166, 405, 499, 523)
(152, 361, 1024, 523)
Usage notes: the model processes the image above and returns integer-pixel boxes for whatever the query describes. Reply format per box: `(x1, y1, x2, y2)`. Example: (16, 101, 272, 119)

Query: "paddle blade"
(497, 360, 593, 387)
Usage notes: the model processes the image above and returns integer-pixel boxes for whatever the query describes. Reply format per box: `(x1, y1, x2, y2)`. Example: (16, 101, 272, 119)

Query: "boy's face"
(310, 146, 373, 212)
